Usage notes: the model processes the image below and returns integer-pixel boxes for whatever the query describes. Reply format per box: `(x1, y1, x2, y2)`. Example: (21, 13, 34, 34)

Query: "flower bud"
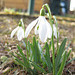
(40, 8, 45, 16)
(19, 19, 22, 27)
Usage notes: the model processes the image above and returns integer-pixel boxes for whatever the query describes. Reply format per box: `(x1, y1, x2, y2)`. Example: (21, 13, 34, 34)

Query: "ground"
(0, 15, 75, 75)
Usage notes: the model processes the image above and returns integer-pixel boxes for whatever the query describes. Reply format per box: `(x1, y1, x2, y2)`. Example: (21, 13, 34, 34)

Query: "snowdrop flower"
(11, 19, 25, 41)
(25, 16, 52, 42)
(25, 8, 57, 42)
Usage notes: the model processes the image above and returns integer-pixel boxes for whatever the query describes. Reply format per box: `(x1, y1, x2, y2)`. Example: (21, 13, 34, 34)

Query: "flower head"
(11, 19, 25, 41)
(25, 7, 58, 43)
(25, 16, 53, 43)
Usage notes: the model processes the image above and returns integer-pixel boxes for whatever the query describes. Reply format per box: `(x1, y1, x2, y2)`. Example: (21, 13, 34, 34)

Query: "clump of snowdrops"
(11, 4, 72, 75)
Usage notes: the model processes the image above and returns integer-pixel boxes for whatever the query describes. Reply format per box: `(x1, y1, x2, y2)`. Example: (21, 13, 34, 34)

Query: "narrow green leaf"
(27, 41, 33, 60)
(66, 58, 75, 65)
(28, 40, 31, 51)
(17, 45, 30, 68)
(45, 42, 52, 73)
(49, 41, 52, 50)
(13, 52, 32, 73)
(57, 52, 67, 75)
(31, 63, 46, 74)
(15, 52, 22, 58)
(27, 59, 46, 74)
(66, 50, 71, 60)
(55, 38, 67, 73)
(17, 45, 26, 57)
(66, 41, 71, 51)
(13, 54, 25, 67)
(31, 37, 41, 64)
(25, 38, 29, 59)
(38, 42, 51, 69)
(52, 33, 55, 75)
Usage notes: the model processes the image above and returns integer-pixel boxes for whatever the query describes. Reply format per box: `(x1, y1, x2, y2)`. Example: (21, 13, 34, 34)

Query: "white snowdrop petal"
(53, 24, 57, 38)
(34, 22, 39, 35)
(11, 26, 19, 38)
(45, 19, 52, 38)
(25, 18, 38, 37)
(17, 27, 24, 41)
(39, 16, 45, 19)
(22, 30, 25, 38)
(39, 19, 47, 42)
(38, 16, 46, 23)
(40, 16, 52, 38)
(21, 28, 25, 38)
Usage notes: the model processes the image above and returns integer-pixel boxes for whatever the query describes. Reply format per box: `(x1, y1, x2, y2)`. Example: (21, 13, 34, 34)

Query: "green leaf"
(15, 52, 22, 58)
(57, 52, 67, 75)
(31, 62, 46, 74)
(49, 41, 52, 50)
(66, 58, 75, 65)
(17, 45, 25, 57)
(17, 45, 30, 69)
(27, 41, 33, 60)
(28, 40, 31, 51)
(55, 38, 67, 73)
(65, 41, 71, 51)
(45, 42, 52, 73)
(38, 42, 50, 69)
(13, 54, 32, 73)
(27, 59, 46, 74)
(66, 50, 71, 60)
(31, 37, 41, 64)
(13, 54, 25, 67)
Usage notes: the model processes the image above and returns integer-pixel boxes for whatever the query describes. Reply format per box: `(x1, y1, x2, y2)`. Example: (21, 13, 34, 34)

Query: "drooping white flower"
(11, 19, 25, 41)
(11, 26, 25, 41)
(25, 16, 54, 42)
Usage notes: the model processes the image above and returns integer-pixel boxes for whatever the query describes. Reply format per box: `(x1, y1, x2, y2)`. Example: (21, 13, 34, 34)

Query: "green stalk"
(57, 26, 59, 54)
(25, 38, 29, 60)
(43, 4, 55, 75)
(52, 32, 55, 75)
(56, 21, 59, 54)
(53, 16, 59, 54)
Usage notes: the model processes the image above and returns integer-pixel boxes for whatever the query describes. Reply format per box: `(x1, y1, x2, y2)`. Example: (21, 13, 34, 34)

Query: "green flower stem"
(56, 25, 59, 54)
(52, 33, 55, 75)
(42, 4, 52, 27)
(43, 4, 55, 75)
(53, 16, 59, 54)
(25, 38, 29, 60)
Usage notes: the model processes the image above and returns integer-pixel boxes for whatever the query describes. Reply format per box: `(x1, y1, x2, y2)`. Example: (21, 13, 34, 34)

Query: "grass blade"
(31, 37, 41, 64)
(13, 54, 25, 67)
(17, 45, 30, 69)
(57, 52, 67, 75)
(66, 58, 75, 65)
(45, 42, 52, 73)
(67, 50, 71, 60)
(31, 62, 46, 74)
(55, 38, 67, 73)
(27, 59, 47, 74)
